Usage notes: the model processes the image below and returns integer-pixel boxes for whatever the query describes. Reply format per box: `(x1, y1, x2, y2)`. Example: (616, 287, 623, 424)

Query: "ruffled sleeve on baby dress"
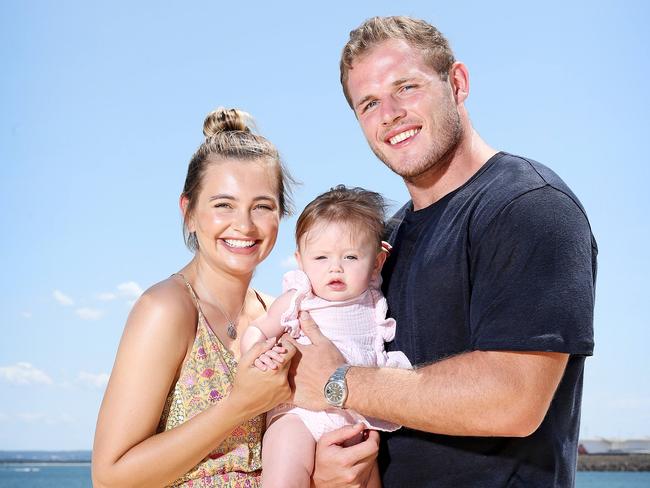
(279, 269, 312, 339)
(369, 276, 412, 370)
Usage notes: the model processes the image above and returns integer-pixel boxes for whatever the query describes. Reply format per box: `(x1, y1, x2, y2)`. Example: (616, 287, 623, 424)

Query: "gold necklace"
(196, 274, 247, 340)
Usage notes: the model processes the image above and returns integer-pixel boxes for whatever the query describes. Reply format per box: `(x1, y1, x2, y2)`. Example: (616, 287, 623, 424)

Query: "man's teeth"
(389, 128, 420, 145)
(224, 239, 256, 248)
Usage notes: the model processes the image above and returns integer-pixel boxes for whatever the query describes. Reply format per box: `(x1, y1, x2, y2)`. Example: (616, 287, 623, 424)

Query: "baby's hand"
(253, 339, 288, 371)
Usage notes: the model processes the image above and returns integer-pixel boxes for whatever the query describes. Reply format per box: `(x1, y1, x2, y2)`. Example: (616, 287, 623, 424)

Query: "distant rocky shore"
(2, 451, 649, 471)
(578, 453, 650, 471)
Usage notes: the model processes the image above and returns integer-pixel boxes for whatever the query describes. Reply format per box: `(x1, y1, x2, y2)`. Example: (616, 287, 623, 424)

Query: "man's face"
(346, 39, 462, 180)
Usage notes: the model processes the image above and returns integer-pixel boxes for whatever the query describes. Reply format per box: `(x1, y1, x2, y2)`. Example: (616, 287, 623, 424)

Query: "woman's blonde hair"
(181, 107, 295, 251)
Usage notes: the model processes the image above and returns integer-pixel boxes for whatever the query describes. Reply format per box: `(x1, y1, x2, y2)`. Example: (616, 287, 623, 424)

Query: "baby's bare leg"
(366, 462, 382, 488)
(262, 414, 315, 488)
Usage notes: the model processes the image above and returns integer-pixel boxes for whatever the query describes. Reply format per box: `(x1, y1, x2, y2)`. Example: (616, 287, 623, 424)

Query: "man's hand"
(312, 424, 380, 488)
(286, 311, 346, 410)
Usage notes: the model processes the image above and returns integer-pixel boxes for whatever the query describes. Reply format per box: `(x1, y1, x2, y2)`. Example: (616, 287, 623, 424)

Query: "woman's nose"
(232, 210, 254, 233)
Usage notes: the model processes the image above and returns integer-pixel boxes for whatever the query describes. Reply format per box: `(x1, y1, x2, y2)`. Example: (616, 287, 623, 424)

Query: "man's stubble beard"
(370, 106, 463, 182)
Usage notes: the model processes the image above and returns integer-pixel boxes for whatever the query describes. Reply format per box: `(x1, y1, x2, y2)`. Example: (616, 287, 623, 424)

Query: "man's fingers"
(340, 432, 380, 468)
(298, 311, 326, 344)
(319, 423, 366, 447)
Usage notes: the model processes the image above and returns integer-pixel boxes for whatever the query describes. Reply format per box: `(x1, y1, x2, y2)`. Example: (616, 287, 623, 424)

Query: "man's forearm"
(345, 350, 568, 437)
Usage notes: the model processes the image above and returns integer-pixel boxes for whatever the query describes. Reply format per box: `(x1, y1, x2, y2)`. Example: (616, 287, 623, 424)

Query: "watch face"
(325, 382, 344, 404)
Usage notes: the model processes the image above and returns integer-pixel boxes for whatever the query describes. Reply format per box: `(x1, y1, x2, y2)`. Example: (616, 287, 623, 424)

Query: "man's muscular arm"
(288, 312, 568, 437)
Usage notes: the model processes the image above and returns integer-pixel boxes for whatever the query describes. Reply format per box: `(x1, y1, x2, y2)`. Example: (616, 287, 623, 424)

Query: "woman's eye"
(254, 204, 274, 211)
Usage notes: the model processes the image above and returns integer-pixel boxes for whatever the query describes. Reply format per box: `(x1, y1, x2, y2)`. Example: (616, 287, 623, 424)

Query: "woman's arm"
(92, 281, 294, 488)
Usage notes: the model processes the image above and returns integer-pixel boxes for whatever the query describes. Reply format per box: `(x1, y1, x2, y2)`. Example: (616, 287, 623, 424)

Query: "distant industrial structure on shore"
(579, 438, 650, 454)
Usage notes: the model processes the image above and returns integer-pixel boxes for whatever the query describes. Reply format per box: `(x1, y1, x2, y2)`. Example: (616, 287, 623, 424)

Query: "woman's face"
(186, 159, 281, 277)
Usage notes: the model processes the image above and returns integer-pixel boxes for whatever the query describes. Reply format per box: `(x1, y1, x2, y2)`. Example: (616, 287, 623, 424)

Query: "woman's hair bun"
(202, 107, 253, 138)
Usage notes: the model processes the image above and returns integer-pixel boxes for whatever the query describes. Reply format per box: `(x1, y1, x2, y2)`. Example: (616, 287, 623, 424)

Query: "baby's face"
(296, 221, 384, 301)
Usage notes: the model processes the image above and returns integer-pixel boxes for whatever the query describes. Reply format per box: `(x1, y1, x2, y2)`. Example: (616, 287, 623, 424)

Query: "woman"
(92, 108, 377, 487)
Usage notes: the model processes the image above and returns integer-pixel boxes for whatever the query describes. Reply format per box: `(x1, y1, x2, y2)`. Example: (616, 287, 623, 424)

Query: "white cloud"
(75, 308, 104, 320)
(0, 362, 53, 385)
(53, 290, 74, 306)
(17, 412, 47, 423)
(96, 292, 117, 301)
(76, 371, 110, 388)
(117, 281, 144, 299)
(280, 254, 298, 269)
(22, 311, 32, 319)
(16, 412, 74, 425)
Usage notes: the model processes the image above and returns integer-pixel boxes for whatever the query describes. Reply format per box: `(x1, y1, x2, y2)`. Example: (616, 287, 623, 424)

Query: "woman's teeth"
(224, 239, 256, 248)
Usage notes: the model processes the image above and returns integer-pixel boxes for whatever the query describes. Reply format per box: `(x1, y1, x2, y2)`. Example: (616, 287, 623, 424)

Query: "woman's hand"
(230, 337, 296, 416)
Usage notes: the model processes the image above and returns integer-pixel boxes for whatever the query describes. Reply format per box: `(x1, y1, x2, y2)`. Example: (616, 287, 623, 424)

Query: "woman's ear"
(180, 195, 195, 232)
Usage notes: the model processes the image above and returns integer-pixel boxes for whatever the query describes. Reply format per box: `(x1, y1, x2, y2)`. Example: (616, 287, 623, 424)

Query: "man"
(289, 16, 597, 487)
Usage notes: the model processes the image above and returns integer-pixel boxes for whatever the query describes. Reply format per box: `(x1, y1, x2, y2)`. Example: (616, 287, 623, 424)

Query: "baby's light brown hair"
(295, 185, 387, 252)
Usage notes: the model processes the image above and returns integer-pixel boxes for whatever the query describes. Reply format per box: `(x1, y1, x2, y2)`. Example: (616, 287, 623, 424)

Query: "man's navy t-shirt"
(380, 152, 597, 487)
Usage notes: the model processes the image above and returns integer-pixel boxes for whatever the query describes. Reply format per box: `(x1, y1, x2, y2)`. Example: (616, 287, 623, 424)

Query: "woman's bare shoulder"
(125, 276, 197, 342)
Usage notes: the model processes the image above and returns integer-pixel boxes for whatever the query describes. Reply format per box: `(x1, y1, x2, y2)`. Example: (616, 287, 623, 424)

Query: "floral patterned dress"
(157, 276, 264, 487)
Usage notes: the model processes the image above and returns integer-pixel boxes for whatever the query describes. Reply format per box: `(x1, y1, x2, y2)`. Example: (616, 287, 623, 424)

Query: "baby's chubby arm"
(241, 292, 294, 371)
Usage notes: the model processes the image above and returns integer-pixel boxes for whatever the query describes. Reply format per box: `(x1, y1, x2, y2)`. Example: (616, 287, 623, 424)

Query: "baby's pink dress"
(267, 270, 412, 440)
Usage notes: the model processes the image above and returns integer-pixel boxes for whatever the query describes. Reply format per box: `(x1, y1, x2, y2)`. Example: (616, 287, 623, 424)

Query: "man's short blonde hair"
(340, 16, 456, 107)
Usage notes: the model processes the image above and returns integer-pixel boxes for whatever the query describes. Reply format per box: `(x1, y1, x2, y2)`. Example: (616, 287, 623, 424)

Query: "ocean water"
(0, 464, 91, 487)
(0, 464, 648, 487)
(576, 471, 650, 487)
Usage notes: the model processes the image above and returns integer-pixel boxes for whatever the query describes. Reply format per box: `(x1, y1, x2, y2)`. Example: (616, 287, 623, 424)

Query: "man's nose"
(380, 97, 406, 126)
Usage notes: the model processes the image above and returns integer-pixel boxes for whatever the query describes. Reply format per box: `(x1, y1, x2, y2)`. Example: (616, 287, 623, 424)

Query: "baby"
(242, 185, 411, 487)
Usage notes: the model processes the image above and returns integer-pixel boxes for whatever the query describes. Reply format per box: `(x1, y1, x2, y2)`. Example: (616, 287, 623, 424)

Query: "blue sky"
(1, 0, 648, 449)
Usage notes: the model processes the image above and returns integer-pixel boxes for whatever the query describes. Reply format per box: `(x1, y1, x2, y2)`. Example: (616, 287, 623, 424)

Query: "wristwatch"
(324, 364, 351, 408)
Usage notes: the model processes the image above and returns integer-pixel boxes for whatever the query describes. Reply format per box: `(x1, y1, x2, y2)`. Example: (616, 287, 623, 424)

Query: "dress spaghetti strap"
(173, 273, 205, 317)
(253, 289, 267, 311)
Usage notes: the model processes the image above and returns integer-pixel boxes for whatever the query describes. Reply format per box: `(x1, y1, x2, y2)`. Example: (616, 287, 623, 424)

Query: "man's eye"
(213, 203, 232, 209)
(401, 84, 416, 92)
(362, 100, 378, 113)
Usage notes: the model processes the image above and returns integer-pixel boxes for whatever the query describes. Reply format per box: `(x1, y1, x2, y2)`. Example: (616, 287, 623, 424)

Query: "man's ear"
(449, 62, 470, 104)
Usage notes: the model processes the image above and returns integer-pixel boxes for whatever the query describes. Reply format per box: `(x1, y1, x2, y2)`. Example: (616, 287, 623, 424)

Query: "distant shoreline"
(2, 453, 649, 471)
(578, 453, 650, 472)
(0, 461, 90, 466)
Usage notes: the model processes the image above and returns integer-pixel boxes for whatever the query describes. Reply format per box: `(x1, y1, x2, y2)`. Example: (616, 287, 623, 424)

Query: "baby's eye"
(315, 256, 327, 260)
(344, 255, 358, 260)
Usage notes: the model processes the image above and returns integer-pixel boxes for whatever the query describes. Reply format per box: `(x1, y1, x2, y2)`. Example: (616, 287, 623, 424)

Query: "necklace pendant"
(227, 322, 237, 340)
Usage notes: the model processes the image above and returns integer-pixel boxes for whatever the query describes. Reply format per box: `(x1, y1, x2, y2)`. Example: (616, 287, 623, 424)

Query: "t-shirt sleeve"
(469, 186, 596, 354)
